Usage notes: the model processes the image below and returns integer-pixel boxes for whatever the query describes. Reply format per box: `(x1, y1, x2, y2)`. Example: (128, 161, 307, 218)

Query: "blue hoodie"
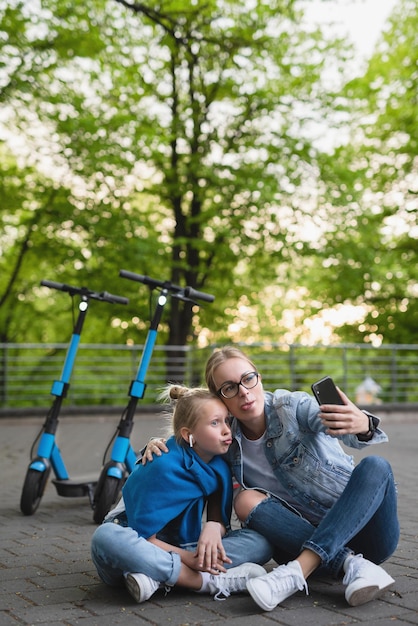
(122, 436, 233, 547)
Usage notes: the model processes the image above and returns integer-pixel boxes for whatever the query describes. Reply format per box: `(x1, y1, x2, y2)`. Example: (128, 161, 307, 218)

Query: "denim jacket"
(225, 389, 388, 524)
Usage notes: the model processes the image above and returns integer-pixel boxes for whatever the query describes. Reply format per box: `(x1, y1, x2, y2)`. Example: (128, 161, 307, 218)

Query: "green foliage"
(307, 0, 418, 345)
(1, 0, 416, 350)
(0, 0, 341, 346)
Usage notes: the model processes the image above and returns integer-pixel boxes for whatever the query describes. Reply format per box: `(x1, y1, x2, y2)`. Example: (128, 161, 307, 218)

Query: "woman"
(91, 384, 272, 604)
(145, 346, 399, 611)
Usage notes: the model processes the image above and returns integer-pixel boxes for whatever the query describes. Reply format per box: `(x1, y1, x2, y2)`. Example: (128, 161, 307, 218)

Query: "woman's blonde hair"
(159, 384, 220, 445)
(205, 346, 257, 394)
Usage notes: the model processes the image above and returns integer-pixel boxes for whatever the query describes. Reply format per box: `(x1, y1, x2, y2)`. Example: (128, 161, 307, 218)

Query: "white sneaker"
(208, 562, 266, 600)
(125, 572, 160, 603)
(343, 555, 395, 606)
(246, 560, 308, 611)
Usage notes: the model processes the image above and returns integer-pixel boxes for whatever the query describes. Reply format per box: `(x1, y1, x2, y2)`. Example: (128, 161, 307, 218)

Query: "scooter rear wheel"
(20, 468, 50, 515)
(93, 476, 121, 525)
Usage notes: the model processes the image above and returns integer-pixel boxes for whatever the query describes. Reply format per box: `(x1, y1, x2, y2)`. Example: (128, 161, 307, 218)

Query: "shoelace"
(211, 572, 247, 601)
(162, 584, 172, 596)
(270, 565, 309, 596)
(342, 554, 364, 585)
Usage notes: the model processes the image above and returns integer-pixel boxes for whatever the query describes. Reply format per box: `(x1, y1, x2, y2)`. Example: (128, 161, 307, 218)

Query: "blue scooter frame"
(20, 280, 128, 516)
(92, 270, 214, 523)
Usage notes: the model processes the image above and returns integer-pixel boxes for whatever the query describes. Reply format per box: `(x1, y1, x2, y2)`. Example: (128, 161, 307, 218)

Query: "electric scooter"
(92, 270, 214, 523)
(20, 280, 129, 516)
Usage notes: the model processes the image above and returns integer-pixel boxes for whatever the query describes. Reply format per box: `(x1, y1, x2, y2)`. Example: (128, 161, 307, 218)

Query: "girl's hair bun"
(168, 384, 188, 400)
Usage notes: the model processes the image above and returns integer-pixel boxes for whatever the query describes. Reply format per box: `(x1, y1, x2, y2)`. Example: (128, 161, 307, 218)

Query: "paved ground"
(1, 410, 417, 625)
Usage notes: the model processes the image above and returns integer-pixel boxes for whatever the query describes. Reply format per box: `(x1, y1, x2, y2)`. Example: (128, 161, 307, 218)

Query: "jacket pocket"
(277, 441, 351, 511)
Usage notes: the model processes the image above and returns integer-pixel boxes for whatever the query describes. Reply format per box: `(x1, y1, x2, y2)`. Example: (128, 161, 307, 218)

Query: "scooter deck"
(52, 477, 97, 498)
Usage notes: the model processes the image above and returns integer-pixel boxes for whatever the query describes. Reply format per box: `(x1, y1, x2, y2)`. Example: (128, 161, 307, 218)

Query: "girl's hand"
(141, 438, 168, 465)
(194, 521, 232, 574)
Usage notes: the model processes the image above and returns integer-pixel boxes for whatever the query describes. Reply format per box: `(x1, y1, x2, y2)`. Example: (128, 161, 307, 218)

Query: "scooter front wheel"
(20, 467, 51, 515)
(93, 476, 121, 524)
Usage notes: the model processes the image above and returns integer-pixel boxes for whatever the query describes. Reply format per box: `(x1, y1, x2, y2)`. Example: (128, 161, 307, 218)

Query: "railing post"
(391, 346, 398, 403)
(289, 344, 296, 390)
(342, 345, 348, 391)
(0, 343, 7, 406)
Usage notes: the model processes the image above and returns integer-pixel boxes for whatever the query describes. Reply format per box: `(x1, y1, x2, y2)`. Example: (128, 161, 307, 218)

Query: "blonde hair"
(205, 346, 258, 394)
(159, 384, 220, 445)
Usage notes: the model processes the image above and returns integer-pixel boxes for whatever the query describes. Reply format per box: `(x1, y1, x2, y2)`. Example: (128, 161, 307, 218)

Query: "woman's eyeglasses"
(217, 371, 259, 399)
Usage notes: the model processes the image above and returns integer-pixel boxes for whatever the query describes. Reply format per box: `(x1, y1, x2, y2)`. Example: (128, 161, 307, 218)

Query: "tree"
(0, 0, 164, 342)
(300, 0, 417, 345)
(0, 0, 356, 350)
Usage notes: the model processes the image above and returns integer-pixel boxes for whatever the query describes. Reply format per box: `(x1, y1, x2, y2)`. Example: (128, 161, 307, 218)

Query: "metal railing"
(1, 342, 418, 410)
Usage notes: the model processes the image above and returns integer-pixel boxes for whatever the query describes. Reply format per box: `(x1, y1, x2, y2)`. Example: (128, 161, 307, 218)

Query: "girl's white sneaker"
(208, 562, 266, 600)
(125, 572, 160, 603)
(247, 560, 308, 611)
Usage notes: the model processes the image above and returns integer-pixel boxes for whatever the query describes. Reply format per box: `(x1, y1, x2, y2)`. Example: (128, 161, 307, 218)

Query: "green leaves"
(2, 0, 415, 348)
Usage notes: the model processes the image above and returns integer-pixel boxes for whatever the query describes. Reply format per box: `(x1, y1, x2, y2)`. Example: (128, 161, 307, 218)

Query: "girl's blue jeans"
(244, 455, 399, 578)
(91, 524, 273, 587)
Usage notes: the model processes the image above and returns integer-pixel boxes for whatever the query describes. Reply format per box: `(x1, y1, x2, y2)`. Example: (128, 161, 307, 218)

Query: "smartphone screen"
(311, 376, 344, 405)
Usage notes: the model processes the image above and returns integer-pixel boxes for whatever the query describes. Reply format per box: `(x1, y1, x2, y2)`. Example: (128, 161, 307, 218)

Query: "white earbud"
(189, 434, 194, 448)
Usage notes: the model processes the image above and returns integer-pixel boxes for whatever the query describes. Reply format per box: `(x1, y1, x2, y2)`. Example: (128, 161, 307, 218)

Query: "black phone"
(311, 376, 344, 406)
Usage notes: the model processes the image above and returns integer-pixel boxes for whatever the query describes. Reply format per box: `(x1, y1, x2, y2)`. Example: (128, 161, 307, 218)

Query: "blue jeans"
(244, 455, 399, 578)
(91, 523, 273, 587)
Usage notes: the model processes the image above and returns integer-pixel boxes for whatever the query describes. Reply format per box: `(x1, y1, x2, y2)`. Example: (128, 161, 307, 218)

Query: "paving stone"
(1, 414, 417, 625)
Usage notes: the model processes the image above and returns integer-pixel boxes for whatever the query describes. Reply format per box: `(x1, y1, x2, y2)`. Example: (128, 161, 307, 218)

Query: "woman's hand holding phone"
(311, 377, 370, 436)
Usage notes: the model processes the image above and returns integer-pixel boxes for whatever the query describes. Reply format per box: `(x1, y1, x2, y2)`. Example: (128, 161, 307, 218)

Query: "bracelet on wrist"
(357, 413, 377, 441)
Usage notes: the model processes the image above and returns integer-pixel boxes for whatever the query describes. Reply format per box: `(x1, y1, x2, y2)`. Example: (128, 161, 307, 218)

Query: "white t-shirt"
(241, 431, 307, 519)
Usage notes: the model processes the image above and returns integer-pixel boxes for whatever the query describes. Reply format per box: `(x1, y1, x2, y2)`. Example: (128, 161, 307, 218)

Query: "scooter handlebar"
(97, 291, 129, 305)
(119, 270, 215, 303)
(184, 286, 214, 303)
(41, 279, 68, 291)
(40, 280, 128, 305)
(119, 270, 174, 291)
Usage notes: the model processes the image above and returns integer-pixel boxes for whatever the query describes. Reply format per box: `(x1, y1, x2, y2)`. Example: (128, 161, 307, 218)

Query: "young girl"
(91, 385, 272, 604)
